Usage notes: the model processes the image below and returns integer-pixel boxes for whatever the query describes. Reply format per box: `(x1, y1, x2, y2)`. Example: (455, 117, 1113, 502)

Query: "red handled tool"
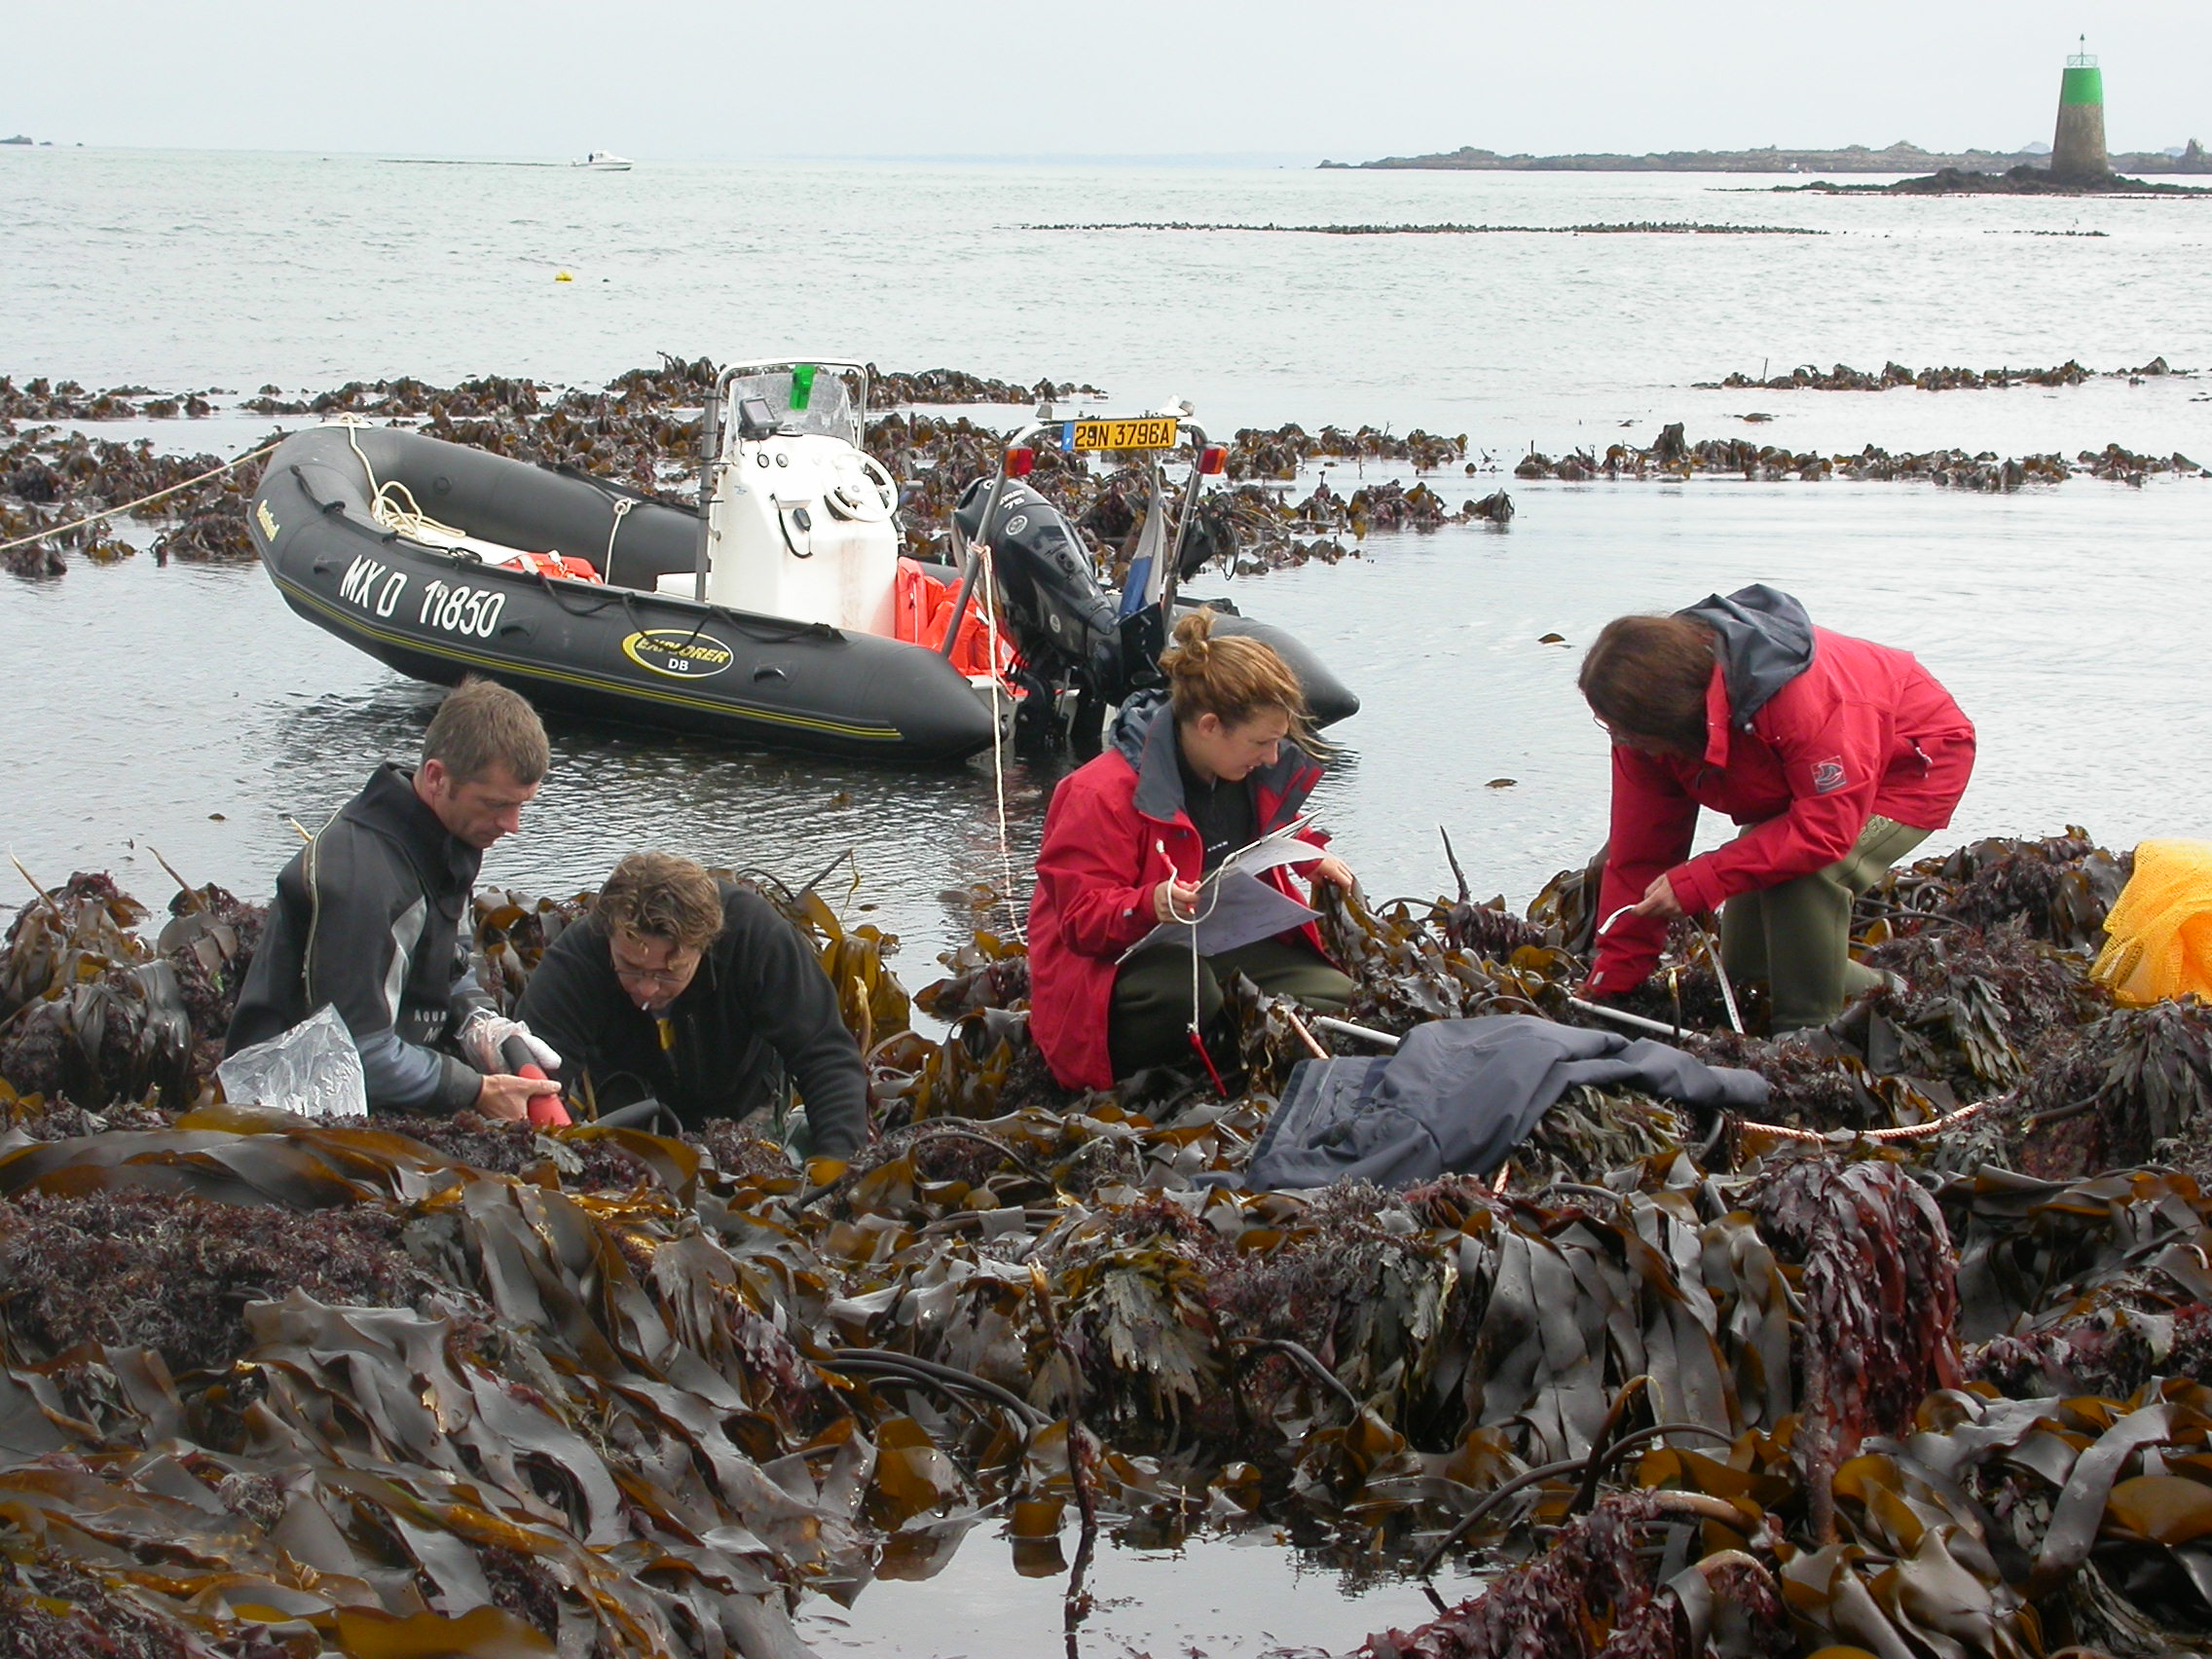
(501, 1034, 571, 1126)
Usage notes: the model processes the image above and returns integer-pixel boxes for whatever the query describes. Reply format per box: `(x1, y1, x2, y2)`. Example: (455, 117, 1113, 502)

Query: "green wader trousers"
(1719, 815, 1930, 1033)
(1108, 937, 1354, 1080)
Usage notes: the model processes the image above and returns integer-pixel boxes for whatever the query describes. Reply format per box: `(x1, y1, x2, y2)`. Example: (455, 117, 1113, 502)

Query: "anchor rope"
(976, 538, 1025, 944)
(0, 436, 287, 553)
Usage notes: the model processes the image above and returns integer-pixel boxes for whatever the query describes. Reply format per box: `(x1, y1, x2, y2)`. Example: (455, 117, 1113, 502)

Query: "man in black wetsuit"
(226, 678, 561, 1120)
(517, 852, 868, 1160)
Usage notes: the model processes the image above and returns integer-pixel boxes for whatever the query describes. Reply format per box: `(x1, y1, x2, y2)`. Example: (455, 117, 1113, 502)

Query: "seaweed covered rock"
(14, 841, 2212, 1655)
(2009, 999, 2212, 1178)
(1863, 827, 2129, 950)
(0, 871, 258, 1114)
(1747, 1154, 1961, 1453)
(0, 1186, 447, 1372)
(1361, 1493, 1791, 1659)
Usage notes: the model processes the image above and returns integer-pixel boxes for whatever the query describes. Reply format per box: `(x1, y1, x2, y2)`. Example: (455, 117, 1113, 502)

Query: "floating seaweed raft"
(11, 833, 2212, 1657)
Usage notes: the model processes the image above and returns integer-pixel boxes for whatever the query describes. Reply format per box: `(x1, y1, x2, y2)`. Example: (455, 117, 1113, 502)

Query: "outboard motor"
(956, 478, 1130, 752)
(954, 476, 1350, 754)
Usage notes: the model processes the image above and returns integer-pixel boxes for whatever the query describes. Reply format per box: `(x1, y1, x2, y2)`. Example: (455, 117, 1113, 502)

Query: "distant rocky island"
(1323, 139, 2207, 174)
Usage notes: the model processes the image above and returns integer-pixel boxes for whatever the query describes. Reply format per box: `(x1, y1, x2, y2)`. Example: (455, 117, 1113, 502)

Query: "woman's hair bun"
(1156, 607, 1323, 756)
(1168, 608, 1216, 659)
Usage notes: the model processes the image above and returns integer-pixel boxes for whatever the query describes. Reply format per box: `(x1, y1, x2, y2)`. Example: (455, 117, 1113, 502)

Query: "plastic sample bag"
(213, 1004, 368, 1120)
(2091, 839, 2212, 1006)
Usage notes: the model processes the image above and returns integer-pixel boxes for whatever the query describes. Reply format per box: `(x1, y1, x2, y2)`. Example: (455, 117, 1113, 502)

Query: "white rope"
(1153, 838, 1231, 1046)
(1690, 919, 1746, 1035)
(0, 436, 286, 553)
(1597, 903, 1744, 1035)
(344, 420, 471, 544)
(604, 496, 635, 577)
(976, 539, 1025, 943)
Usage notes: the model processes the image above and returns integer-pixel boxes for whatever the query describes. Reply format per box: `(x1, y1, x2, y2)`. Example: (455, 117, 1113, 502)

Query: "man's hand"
(459, 1012, 561, 1077)
(474, 1071, 563, 1122)
(1309, 855, 1354, 892)
(1630, 873, 1685, 922)
(1153, 876, 1201, 923)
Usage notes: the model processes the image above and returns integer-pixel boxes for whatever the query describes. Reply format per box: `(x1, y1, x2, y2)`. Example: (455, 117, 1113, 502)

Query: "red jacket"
(1028, 694, 1327, 1090)
(1586, 593, 1974, 998)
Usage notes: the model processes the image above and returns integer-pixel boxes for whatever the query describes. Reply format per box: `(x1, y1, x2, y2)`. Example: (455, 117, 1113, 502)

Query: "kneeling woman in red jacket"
(1028, 610, 1355, 1089)
(1579, 585, 1975, 1033)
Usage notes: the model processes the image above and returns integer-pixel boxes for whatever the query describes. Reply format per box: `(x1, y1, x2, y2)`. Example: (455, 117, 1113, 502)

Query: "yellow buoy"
(554, 271, 573, 282)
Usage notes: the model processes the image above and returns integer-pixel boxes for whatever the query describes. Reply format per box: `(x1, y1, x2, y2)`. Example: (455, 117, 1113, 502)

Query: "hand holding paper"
(1122, 823, 1328, 962)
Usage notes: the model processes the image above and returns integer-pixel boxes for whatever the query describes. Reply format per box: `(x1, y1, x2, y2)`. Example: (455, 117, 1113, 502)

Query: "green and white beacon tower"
(2051, 37, 2107, 183)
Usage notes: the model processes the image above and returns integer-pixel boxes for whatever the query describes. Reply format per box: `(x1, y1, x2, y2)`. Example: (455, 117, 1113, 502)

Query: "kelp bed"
(1511, 423, 2206, 490)
(1697, 356, 2192, 393)
(0, 359, 1494, 584)
(11, 352, 2207, 587)
(10, 835, 2212, 1655)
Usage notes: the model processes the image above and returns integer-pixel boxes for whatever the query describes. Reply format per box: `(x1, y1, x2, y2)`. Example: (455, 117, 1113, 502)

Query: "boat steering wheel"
(824, 453, 899, 523)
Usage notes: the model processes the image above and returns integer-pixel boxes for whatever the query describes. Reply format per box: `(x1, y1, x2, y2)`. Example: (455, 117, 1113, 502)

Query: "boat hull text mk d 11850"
(248, 362, 1355, 762)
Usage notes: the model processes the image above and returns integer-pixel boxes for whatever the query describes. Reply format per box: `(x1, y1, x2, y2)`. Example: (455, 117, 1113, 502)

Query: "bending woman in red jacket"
(1028, 610, 1355, 1090)
(1579, 585, 1975, 1033)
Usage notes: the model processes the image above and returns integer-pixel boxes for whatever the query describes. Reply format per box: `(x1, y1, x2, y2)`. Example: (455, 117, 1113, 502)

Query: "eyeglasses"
(1594, 715, 1668, 752)
(609, 950, 699, 988)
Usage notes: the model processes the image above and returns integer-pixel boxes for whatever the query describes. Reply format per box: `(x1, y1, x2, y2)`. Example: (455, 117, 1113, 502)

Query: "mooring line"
(0, 437, 286, 553)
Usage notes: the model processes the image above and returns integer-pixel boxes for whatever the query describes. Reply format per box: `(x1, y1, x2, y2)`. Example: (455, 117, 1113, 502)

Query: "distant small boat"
(573, 151, 632, 170)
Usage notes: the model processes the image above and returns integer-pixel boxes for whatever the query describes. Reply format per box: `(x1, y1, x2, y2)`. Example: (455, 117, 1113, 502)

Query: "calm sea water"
(5, 146, 2212, 1654)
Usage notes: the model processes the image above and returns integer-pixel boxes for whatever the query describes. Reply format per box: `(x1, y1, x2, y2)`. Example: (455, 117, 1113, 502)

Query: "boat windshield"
(724, 364, 865, 446)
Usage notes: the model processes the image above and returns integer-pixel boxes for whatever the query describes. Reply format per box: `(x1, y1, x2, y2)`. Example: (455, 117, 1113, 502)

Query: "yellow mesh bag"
(2091, 839, 2212, 1006)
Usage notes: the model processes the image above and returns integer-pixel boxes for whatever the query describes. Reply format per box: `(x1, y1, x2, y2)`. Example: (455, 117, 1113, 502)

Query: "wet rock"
(1505, 424, 2197, 490)
(1707, 356, 2140, 392)
(1788, 164, 2212, 197)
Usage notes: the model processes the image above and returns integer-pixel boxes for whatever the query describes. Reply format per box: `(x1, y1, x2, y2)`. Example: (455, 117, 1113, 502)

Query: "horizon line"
(3, 138, 2200, 166)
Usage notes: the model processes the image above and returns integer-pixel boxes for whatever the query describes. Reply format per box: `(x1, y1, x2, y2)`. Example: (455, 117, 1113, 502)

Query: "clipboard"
(1118, 817, 1323, 963)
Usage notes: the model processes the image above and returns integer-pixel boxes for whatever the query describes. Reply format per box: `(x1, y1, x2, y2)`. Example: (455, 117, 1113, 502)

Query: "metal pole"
(939, 424, 1046, 660)
(1156, 419, 1208, 622)
(692, 369, 731, 605)
(937, 518, 988, 659)
(1281, 1007, 1332, 1059)
(1309, 1014, 1402, 1051)
(1319, 1005, 1691, 1046)
(1567, 996, 1686, 1040)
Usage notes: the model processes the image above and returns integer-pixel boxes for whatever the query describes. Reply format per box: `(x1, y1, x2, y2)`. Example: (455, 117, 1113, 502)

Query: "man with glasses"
(515, 852, 867, 1158)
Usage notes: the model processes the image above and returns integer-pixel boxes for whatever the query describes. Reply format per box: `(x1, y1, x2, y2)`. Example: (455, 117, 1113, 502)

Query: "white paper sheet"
(1119, 822, 1323, 961)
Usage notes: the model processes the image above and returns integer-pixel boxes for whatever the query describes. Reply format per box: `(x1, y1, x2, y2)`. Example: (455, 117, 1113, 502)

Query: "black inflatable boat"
(249, 362, 1355, 762)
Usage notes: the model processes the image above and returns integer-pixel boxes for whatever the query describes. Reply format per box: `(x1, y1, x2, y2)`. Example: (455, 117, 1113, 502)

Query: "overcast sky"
(4, 1, 2204, 161)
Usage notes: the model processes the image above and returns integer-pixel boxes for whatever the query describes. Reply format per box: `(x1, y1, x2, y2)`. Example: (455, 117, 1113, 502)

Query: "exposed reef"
(5, 356, 2205, 588)
(10, 827, 2212, 1654)
(1782, 164, 2212, 196)
(1512, 422, 2204, 489)
(1025, 219, 1821, 236)
(1325, 139, 2212, 174)
(1699, 356, 2190, 392)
